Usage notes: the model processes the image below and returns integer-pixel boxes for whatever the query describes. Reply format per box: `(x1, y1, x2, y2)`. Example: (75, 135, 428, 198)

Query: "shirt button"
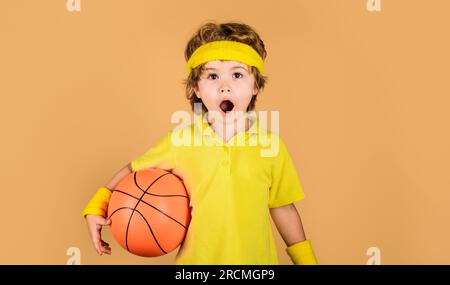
(222, 159, 229, 166)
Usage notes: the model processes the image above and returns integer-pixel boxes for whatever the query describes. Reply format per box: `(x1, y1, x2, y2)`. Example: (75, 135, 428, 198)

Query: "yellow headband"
(186, 40, 264, 75)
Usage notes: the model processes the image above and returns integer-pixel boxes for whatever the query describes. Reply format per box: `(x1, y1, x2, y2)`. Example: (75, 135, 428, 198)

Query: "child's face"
(195, 60, 258, 123)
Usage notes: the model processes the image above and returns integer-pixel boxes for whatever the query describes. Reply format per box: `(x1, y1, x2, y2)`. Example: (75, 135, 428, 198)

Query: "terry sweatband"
(81, 186, 112, 219)
(286, 239, 318, 265)
(186, 40, 264, 75)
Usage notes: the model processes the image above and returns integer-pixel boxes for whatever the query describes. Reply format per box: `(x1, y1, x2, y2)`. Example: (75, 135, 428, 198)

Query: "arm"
(82, 162, 133, 255)
(105, 162, 133, 189)
(270, 203, 306, 246)
(82, 162, 133, 218)
(270, 203, 318, 265)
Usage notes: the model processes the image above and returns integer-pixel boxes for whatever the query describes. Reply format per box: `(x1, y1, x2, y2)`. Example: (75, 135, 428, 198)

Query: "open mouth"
(219, 100, 234, 113)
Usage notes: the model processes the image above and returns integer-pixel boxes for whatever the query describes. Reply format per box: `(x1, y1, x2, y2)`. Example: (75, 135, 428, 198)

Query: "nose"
(219, 81, 231, 93)
(220, 87, 231, 93)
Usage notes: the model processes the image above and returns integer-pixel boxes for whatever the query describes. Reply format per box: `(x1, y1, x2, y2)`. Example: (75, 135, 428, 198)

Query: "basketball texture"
(107, 168, 191, 257)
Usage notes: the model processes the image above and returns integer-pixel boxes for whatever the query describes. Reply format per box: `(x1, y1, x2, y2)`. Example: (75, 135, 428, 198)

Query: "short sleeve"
(130, 131, 177, 172)
(269, 136, 305, 208)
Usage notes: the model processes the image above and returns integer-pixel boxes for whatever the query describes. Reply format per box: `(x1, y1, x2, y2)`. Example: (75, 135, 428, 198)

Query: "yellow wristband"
(81, 186, 112, 219)
(286, 239, 318, 265)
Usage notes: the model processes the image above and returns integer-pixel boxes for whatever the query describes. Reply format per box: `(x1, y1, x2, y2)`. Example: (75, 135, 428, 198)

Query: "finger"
(91, 233, 103, 254)
(97, 217, 110, 226)
(95, 237, 110, 253)
(95, 241, 103, 255)
(101, 246, 111, 255)
(100, 241, 111, 251)
(91, 233, 100, 247)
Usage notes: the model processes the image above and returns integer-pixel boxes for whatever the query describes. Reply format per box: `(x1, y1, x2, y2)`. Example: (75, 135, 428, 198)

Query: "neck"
(207, 112, 253, 142)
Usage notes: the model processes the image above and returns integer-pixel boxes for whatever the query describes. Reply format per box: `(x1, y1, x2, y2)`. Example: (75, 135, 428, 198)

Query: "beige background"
(0, 0, 449, 264)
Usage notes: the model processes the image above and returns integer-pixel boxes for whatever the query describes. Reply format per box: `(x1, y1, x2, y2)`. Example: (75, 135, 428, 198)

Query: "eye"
(207, 73, 218, 80)
(232, 72, 243, 79)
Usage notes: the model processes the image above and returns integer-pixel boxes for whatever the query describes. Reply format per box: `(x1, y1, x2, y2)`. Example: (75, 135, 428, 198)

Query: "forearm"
(105, 162, 133, 189)
(270, 203, 306, 246)
(270, 203, 318, 265)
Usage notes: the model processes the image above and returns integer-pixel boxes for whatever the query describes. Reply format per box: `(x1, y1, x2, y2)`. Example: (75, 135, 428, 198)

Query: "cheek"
(198, 80, 217, 92)
(235, 80, 256, 100)
(196, 81, 211, 97)
(196, 83, 218, 106)
(241, 94, 255, 107)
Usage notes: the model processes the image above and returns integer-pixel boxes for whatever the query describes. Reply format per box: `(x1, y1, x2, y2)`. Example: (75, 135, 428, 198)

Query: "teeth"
(220, 100, 234, 113)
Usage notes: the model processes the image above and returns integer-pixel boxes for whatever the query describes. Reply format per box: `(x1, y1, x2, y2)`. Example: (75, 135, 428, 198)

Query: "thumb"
(97, 217, 111, 226)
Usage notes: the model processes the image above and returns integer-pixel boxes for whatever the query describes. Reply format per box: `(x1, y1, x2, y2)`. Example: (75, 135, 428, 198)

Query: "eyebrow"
(204, 66, 248, 71)
(231, 66, 248, 71)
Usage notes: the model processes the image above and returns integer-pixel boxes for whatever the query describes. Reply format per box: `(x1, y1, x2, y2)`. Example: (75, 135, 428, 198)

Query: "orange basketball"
(107, 168, 191, 257)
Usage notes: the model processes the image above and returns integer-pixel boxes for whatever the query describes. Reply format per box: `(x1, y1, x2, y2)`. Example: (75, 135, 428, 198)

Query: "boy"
(82, 22, 317, 265)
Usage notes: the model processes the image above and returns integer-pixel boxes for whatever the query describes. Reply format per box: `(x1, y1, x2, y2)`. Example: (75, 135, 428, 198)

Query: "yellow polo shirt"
(130, 114, 305, 264)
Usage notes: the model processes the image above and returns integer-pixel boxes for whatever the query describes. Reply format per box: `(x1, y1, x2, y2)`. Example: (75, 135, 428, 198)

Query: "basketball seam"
(118, 188, 188, 198)
(134, 169, 189, 197)
(125, 172, 170, 253)
(112, 189, 188, 229)
(108, 207, 166, 255)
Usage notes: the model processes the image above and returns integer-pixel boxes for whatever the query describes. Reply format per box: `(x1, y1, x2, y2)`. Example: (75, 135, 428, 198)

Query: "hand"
(85, 215, 112, 255)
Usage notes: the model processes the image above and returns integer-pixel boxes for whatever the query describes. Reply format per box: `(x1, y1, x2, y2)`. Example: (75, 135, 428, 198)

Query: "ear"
(193, 86, 201, 99)
(252, 86, 258, 96)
